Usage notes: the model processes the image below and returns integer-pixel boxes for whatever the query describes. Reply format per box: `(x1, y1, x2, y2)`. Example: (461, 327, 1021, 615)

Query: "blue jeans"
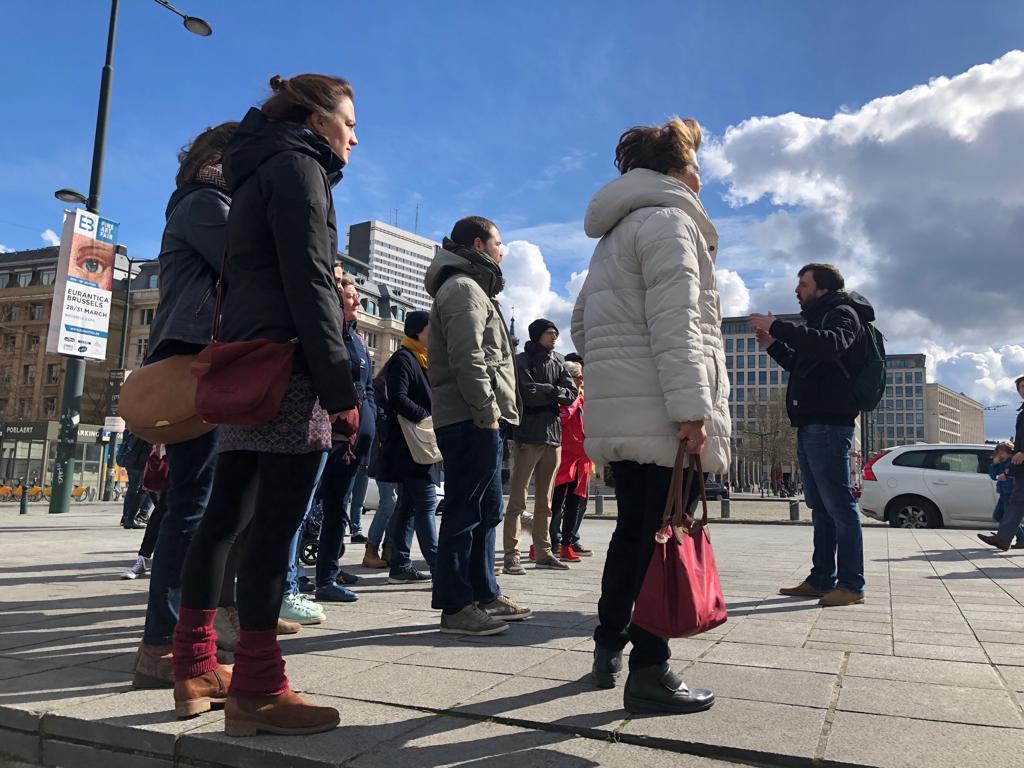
(797, 424, 864, 595)
(285, 450, 329, 596)
(996, 480, 1024, 543)
(347, 464, 369, 535)
(431, 421, 503, 613)
(142, 429, 218, 645)
(315, 447, 360, 588)
(121, 467, 154, 522)
(387, 478, 439, 575)
(368, 481, 398, 546)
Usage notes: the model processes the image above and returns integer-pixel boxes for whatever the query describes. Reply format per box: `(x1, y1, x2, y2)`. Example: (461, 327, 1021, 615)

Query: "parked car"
(859, 443, 998, 529)
(704, 481, 730, 501)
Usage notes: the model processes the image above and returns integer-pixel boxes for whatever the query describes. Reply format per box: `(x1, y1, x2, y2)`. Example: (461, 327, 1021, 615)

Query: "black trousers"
(549, 480, 586, 548)
(137, 493, 167, 559)
(179, 450, 324, 631)
(593, 460, 700, 670)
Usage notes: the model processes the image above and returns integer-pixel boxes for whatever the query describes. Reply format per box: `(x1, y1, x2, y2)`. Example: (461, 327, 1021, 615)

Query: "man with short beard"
(751, 263, 873, 608)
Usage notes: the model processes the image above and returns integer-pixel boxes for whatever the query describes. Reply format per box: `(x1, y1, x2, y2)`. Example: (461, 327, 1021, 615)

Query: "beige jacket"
(570, 169, 731, 473)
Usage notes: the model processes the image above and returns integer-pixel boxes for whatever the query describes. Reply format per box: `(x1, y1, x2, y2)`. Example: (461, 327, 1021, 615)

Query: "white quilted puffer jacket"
(570, 168, 731, 473)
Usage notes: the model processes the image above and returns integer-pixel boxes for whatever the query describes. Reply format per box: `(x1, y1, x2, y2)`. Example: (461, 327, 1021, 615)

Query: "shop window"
(30, 303, 44, 320)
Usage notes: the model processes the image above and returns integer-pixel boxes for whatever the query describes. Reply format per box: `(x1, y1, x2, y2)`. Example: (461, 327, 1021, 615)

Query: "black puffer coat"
(219, 107, 356, 414)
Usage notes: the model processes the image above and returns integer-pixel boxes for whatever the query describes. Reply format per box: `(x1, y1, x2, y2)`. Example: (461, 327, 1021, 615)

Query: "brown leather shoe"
(224, 689, 340, 737)
(779, 581, 829, 598)
(174, 666, 232, 718)
(276, 617, 301, 635)
(819, 588, 866, 607)
(978, 533, 1012, 551)
(132, 643, 173, 689)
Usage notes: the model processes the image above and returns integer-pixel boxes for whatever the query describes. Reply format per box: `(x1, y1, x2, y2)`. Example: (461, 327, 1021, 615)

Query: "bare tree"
(737, 389, 798, 495)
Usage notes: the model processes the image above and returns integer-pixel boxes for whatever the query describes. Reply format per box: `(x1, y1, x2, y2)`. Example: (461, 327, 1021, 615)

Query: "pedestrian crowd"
(108, 71, 1024, 738)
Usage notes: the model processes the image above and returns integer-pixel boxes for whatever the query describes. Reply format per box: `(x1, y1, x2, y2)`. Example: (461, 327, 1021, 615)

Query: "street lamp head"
(54, 188, 87, 205)
(183, 15, 213, 36)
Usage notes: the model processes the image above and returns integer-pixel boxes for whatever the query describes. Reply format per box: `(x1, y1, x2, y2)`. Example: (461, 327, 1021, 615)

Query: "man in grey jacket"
(426, 216, 530, 636)
(504, 319, 578, 574)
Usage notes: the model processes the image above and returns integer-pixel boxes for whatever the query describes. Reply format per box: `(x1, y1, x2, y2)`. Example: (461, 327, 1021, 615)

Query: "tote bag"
(631, 450, 728, 638)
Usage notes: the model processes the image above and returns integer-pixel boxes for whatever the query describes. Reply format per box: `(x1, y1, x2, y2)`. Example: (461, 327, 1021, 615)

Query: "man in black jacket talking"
(750, 264, 872, 608)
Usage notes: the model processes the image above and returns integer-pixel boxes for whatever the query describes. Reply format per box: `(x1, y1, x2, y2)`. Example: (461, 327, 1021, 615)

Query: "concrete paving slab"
(346, 716, 605, 768)
(679, 662, 836, 708)
(808, 628, 893, 649)
(454, 674, 628, 734)
(619, 697, 826, 762)
(180, 695, 432, 768)
(0, 666, 129, 732)
(41, 687, 219, 756)
(325, 660, 510, 710)
(893, 629, 982, 648)
(700, 642, 844, 674)
(400, 641, 563, 675)
(825, 710, 1024, 768)
(837, 675, 1024, 728)
(893, 642, 990, 664)
(844, 653, 1004, 689)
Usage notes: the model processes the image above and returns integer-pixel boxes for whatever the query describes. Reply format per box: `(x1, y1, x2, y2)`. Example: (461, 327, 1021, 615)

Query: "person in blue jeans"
(362, 481, 397, 567)
(425, 217, 531, 635)
(346, 463, 369, 541)
(281, 450, 329, 624)
(752, 263, 875, 606)
(375, 311, 440, 584)
(987, 442, 1022, 547)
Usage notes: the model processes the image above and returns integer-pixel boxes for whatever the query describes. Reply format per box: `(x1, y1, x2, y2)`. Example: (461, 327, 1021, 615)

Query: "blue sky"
(3, 1, 1023, 437)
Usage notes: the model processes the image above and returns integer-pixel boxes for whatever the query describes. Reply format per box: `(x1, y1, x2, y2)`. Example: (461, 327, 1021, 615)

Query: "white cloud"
(702, 50, 1024, 436)
(498, 240, 581, 352)
(41, 229, 60, 247)
(715, 268, 750, 316)
(0, 244, 11, 253)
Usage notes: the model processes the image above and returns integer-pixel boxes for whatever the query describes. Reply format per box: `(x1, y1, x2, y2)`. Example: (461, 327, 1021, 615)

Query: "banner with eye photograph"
(45, 208, 118, 361)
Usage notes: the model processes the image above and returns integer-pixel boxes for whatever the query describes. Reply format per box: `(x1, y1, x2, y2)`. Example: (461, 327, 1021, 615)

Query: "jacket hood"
(803, 290, 876, 324)
(424, 238, 505, 298)
(584, 168, 718, 246)
(222, 107, 344, 193)
(164, 182, 226, 220)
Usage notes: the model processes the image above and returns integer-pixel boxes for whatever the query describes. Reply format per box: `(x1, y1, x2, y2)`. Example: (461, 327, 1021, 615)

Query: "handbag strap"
(661, 445, 709, 530)
(209, 252, 227, 343)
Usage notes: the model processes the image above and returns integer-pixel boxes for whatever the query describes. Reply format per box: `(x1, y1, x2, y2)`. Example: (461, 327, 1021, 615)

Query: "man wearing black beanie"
(504, 318, 579, 574)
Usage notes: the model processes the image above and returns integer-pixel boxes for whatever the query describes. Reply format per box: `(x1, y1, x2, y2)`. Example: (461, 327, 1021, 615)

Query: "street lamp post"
(49, 0, 211, 514)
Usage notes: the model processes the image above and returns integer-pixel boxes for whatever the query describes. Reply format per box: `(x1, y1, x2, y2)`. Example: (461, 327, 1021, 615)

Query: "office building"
(925, 384, 985, 444)
(347, 221, 438, 310)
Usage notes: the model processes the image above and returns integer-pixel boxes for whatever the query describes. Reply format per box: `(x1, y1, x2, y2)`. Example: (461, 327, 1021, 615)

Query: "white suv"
(859, 443, 999, 529)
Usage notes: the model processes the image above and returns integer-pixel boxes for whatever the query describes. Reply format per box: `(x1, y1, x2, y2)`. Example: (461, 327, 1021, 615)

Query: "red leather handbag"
(631, 451, 728, 639)
(141, 447, 170, 493)
(191, 257, 297, 426)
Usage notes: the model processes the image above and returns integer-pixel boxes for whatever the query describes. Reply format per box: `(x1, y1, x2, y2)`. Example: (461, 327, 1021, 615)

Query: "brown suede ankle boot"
(133, 643, 173, 689)
(224, 689, 340, 736)
(362, 543, 387, 568)
(174, 666, 232, 718)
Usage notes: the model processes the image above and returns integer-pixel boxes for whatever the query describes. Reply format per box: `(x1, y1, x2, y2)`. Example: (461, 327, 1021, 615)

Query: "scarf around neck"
(401, 336, 428, 369)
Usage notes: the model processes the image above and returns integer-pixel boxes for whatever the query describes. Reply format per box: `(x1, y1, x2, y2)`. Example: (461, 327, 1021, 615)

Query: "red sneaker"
(559, 545, 582, 562)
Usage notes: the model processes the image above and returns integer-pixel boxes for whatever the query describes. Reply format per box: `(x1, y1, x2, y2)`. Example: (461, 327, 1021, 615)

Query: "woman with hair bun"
(170, 74, 359, 736)
(571, 117, 730, 715)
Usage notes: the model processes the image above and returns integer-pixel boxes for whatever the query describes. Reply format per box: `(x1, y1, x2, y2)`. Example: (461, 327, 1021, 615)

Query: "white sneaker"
(281, 594, 325, 625)
(121, 556, 147, 580)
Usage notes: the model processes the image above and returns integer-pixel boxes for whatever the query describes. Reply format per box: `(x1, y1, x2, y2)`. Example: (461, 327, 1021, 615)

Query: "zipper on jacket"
(194, 285, 214, 318)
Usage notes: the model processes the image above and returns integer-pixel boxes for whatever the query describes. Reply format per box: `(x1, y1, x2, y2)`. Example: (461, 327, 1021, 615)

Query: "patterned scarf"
(194, 163, 227, 192)
(401, 336, 428, 369)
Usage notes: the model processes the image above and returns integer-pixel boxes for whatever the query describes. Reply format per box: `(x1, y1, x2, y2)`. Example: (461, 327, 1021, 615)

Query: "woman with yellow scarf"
(375, 311, 440, 583)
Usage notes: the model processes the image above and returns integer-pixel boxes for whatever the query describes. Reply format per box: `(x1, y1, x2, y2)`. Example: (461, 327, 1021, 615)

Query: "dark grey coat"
(512, 341, 578, 446)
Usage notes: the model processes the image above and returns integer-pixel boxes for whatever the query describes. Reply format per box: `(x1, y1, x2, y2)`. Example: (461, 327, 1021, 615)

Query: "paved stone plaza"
(1, 505, 1022, 768)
